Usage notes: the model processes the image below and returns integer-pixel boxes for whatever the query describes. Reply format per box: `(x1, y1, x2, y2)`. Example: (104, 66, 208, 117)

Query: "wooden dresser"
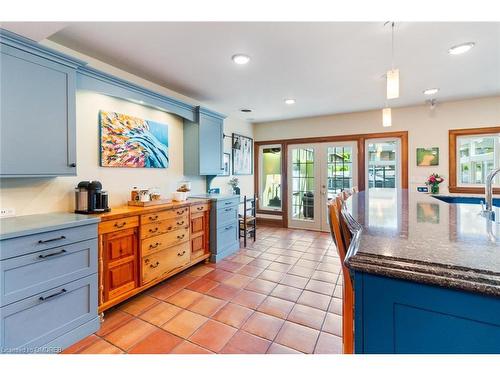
(97, 199, 210, 312)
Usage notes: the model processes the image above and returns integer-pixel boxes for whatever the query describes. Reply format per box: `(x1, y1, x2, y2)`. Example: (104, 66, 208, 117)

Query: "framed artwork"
(232, 133, 253, 175)
(416, 147, 439, 166)
(100, 110, 169, 168)
(417, 147, 439, 167)
(222, 152, 231, 176)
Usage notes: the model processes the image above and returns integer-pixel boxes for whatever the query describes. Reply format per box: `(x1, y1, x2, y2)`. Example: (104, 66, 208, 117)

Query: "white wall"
(0, 42, 254, 216)
(254, 96, 500, 194)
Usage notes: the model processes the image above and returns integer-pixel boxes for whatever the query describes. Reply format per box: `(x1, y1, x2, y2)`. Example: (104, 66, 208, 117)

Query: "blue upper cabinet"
(0, 30, 85, 177)
(184, 107, 225, 176)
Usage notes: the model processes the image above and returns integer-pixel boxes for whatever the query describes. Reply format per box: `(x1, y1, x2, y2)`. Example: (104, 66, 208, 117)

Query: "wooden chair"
(239, 195, 257, 247)
(328, 197, 354, 354)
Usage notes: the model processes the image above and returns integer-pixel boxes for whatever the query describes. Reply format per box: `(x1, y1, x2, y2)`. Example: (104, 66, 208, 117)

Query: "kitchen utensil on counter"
(74, 180, 111, 214)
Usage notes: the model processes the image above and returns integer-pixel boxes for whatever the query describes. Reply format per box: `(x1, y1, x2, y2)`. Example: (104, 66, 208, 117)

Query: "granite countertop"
(344, 188, 500, 296)
(0, 212, 100, 240)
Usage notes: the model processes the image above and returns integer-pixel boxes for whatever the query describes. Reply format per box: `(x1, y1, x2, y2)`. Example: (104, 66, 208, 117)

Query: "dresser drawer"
(141, 227, 190, 257)
(190, 203, 209, 214)
(216, 205, 238, 226)
(99, 216, 139, 234)
(140, 207, 189, 224)
(216, 223, 239, 250)
(142, 243, 190, 285)
(215, 197, 240, 210)
(0, 274, 98, 351)
(0, 224, 97, 261)
(140, 215, 189, 239)
(0, 239, 97, 307)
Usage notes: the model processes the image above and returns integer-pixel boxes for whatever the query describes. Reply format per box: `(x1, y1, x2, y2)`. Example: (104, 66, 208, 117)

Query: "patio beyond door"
(287, 142, 357, 231)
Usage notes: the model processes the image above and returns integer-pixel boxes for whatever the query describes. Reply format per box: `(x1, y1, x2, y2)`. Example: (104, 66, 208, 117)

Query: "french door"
(287, 142, 357, 231)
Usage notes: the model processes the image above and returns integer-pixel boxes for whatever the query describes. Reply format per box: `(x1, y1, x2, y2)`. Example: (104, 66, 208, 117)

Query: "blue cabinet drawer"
(0, 274, 98, 352)
(216, 205, 238, 226)
(0, 239, 97, 306)
(216, 197, 240, 210)
(0, 224, 97, 260)
(216, 223, 238, 252)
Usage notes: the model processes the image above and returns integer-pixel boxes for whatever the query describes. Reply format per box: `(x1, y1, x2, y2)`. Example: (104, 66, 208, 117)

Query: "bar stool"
(328, 194, 355, 354)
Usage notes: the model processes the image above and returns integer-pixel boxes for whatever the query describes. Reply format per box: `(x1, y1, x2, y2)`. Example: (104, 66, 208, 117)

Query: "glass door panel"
(288, 145, 321, 230)
(259, 144, 282, 211)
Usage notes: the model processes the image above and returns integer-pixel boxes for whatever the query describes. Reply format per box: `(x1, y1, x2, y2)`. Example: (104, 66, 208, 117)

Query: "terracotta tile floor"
(64, 226, 343, 354)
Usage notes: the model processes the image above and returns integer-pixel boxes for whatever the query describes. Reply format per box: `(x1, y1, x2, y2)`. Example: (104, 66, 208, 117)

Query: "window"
(367, 140, 398, 188)
(259, 145, 282, 211)
(449, 127, 500, 194)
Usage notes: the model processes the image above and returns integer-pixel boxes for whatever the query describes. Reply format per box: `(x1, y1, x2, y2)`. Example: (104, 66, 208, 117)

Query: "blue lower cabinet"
(0, 275, 98, 353)
(0, 214, 100, 354)
(354, 272, 500, 354)
(195, 195, 240, 262)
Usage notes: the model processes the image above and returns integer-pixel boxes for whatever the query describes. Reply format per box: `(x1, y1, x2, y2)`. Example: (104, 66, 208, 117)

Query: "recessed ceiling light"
(232, 54, 250, 65)
(423, 88, 439, 96)
(448, 42, 475, 55)
(284, 98, 296, 105)
(240, 109, 252, 113)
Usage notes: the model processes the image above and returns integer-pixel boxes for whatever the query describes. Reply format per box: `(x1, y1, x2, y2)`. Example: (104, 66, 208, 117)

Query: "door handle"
(39, 288, 67, 302)
(38, 236, 66, 244)
(38, 249, 67, 259)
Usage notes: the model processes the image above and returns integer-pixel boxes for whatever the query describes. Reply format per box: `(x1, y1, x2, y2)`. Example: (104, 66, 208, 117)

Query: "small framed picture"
(222, 152, 231, 176)
(417, 147, 439, 166)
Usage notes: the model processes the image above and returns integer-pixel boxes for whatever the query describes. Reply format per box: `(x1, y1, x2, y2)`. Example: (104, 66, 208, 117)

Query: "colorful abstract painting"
(100, 111, 169, 168)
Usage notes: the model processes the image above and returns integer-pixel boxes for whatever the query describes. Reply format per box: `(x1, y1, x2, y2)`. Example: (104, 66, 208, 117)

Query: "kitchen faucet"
(482, 167, 500, 220)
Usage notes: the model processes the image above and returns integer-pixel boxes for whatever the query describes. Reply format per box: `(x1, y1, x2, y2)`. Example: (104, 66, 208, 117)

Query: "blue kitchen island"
(344, 189, 500, 354)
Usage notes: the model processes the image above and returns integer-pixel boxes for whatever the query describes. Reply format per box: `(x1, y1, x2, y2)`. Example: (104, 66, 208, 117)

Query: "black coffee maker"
(75, 181, 111, 214)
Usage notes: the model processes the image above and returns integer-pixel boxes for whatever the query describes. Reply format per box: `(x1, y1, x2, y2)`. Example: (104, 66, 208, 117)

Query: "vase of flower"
(426, 173, 444, 194)
(228, 177, 240, 195)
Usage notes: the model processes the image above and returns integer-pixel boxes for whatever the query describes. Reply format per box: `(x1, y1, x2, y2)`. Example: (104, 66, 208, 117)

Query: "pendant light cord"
(391, 22, 395, 70)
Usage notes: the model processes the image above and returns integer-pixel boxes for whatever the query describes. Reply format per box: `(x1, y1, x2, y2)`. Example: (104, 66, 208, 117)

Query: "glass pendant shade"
(382, 107, 392, 127)
(386, 69, 399, 99)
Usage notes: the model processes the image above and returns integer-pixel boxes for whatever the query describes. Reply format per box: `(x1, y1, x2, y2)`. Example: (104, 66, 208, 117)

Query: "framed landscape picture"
(416, 147, 439, 166)
(100, 110, 169, 168)
(232, 133, 253, 175)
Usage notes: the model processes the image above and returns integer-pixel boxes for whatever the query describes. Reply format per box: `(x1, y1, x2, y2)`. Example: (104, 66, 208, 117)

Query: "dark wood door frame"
(254, 131, 409, 228)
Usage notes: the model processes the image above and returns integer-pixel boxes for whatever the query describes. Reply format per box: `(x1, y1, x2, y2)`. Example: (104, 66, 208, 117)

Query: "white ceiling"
(3, 22, 500, 122)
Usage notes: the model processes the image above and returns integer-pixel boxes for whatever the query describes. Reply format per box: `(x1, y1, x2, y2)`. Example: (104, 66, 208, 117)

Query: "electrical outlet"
(0, 208, 16, 218)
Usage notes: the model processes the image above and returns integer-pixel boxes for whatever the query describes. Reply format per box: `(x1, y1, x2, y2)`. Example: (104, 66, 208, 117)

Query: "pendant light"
(382, 107, 392, 127)
(386, 22, 399, 99)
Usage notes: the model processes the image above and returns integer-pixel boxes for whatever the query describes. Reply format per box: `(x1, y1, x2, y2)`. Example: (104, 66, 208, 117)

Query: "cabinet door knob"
(69, 163, 76, 168)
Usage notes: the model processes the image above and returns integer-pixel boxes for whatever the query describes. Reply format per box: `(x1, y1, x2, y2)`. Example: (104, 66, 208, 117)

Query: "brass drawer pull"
(39, 288, 67, 302)
(167, 226, 173, 231)
(150, 261, 160, 269)
(149, 227, 159, 233)
(196, 206, 204, 211)
(114, 222, 127, 228)
(177, 234, 185, 240)
(149, 215, 159, 221)
(177, 250, 186, 257)
(176, 210, 185, 215)
(176, 220, 185, 225)
(38, 249, 67, 259)
(149, 242, 160, 249)
(38, 236, 66, 244)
